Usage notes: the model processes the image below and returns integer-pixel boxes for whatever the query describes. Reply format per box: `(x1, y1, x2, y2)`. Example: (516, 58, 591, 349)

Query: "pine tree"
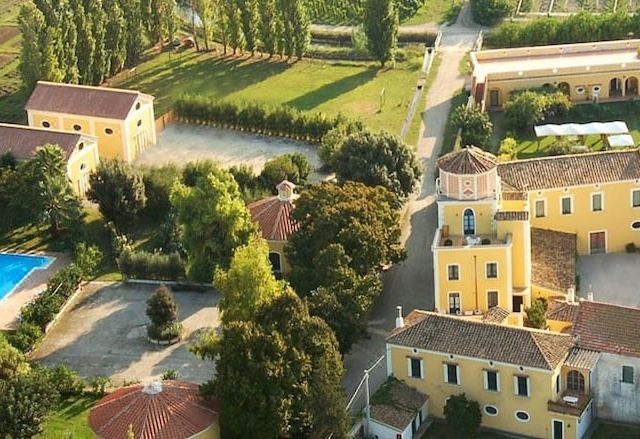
(18, 3, 45, 91)
(364, 0, 398, 67)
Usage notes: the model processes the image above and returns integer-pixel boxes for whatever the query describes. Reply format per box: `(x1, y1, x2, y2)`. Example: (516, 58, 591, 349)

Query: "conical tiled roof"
(438, 146, 497, 175)
(247, 180, 299, 241)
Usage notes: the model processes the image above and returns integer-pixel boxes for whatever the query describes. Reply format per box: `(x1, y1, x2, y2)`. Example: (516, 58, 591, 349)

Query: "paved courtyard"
(136, 123, 323, 178)
(577, 253, 640, 307)
(30, 282, 220, 385)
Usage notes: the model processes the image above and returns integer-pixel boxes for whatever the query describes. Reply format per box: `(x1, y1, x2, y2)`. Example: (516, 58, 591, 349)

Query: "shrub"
(451, 105, 493, 148)
(524, 298, 548, 329)
(504, 89, 571, 132)
(141, 164, 181, 221)
(146, 285, 183, 341)
(547, 140, 576, 156)
(74, 242, 102, 279)
(88, 376, 110, 396)
(470, 0, 515, 25)
(9, 322, 43, 353)
(497, 137, 518, 161)
(162, 369, 179, 380)
(117, 249, 186, 281)
(148, 321, 183, 341)
(444, 393, 482, 437)
(260, 153, 310, 190)
(46, 364, 85, 397)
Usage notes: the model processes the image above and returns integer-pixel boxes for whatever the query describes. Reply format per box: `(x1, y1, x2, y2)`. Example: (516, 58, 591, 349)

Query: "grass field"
(36, 396, 99, 439)
(403, 0, 463, 25)
(117, 48, 425, 138)
(0, 0, 24, 123)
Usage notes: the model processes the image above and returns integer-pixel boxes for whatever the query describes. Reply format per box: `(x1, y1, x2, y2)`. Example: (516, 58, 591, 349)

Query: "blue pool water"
(0, 253, 53, 300)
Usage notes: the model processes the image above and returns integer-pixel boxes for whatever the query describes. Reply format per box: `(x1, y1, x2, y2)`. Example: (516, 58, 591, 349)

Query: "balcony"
(432, 228, 509, 249)
(548, 391, 593, 417)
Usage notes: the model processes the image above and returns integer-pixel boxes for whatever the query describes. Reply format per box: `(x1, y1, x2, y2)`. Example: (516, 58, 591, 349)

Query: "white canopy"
(534, 121, 629, 138)
(607, 134, 635, 148)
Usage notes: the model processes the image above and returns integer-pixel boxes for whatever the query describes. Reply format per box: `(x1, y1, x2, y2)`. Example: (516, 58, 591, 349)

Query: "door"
(489, 89, 500, 107)
(449, 293, 460, 314)
(463, 209, 475, 235)
(553, 420, 564, 439)
(589, 231, 606, 254)
(512, 296, 524, 313)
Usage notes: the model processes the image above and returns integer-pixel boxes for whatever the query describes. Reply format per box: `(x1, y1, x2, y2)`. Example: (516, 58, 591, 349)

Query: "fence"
(346, 354, 388, 437)
(155, 110, 176, 133)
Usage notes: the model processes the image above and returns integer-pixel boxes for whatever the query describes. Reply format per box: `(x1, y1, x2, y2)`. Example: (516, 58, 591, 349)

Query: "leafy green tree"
(88, 160, 147, 231)
(121, 0, 145, 66)
(18, 3, 46, 91)
(497, 137, 518, 161)
(364, 0, 398, 66)
(226, 3, 246, 54)
(470, 0, 515, 25)
(238, 0, 259, 55)
(74, 242, 103, 278)
(0, 334, 30, 380)
(286, 182, 404, 294)
(0, 370, 59, 439)
(524, 298, 548, 329)
(69, 0, 95, 83)
(260, 153, 310, 190)
(278, 0, 310, 58)
(504, 90, 546, 132)
(196, 292, 348, 437)
(86, 0, 108, 84)
(215, 237, 286, 323)
(452, 105, 493, 148)
(170, 165, 257, 282)
(444, 393, 482, 437)
(258, 0, 279, 56)
(195, 0, 214, 51)
(333, 131, 420, 199)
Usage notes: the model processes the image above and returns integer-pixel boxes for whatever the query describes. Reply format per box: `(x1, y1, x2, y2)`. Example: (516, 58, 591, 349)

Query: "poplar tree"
(238, 0, 259, 55)
(121, 0, 145, 66)
(104, 0, 127, 76)
(70, 0, 95, 83)
(226, 3, 245, 54)
(258, 0, 279, 56)
(364, 0, 398, 67)
(86, 0, 108, 84)
(18, 3, 45, 91)
(195, 0, 214, 51)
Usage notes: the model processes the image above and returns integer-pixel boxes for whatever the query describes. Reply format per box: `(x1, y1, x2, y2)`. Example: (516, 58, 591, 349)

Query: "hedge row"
(117, 249, 185, 281)
(310, 28, 437, 46)
(10, 265, 83, 352)
(485, 12, 640, 49)
(175, 97, 348, 143)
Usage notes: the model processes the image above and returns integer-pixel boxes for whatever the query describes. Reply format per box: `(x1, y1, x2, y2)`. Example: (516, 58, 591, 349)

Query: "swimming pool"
(0, 253, 54, 301)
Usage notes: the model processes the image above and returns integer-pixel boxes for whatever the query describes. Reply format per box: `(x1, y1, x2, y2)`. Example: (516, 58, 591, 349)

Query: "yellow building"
(433, 147, 640, 317)
(0, 123, 99, 196)
(471, 39, 640, 110)
(247, 180, 299, 276)
(386, 310, 596, 439)
(25, 81, 156, 162)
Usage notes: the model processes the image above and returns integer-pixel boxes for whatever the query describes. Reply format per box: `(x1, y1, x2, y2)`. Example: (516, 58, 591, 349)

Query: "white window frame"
(632, 189, 640, 208)
(448, 292, 461, 315)
(487, 290, 499, 309)
(484, 405, 499, 417)
(513, 375, 530, 397)
(552, 419, 564, 439)
(486, 262, 498, 279)
(483, 369, 500, 392)
(443, 363, 461, 385)
(534, 198, 547, 218)
(447, 264, 460, 281)
(514, 410, 531, 423)
(560, 195, 573, 215)
(407, 357, 424, 379)
(591, 192, 604, 212)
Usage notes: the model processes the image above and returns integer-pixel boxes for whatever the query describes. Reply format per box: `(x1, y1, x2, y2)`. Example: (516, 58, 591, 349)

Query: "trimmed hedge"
(117, 249, 186, 281)
(174, 97, 347, 144)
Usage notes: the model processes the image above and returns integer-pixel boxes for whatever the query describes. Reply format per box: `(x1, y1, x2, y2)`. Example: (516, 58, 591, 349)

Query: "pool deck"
(0, 252, 69, 330)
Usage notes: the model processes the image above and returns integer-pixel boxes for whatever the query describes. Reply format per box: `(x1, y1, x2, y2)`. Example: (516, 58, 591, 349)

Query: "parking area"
(136, 123, 323, 177)
(30, 282, 219, 385)
(577, 253, 640, 307)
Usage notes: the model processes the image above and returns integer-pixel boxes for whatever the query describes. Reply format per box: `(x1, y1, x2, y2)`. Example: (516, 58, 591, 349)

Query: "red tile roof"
(531, 228, 576, 293)
(438, 146, 497, 175)
(573, 301, 640, 357)
(247, 195, 298, 241)
(0, 123, 82, 160)
(89, 381, 219, 439)
(25, 81, 152, 120)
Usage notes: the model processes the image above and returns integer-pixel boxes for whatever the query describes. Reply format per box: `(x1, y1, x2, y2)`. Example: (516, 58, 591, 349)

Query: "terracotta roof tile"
(0, 123, 82, 160)
(387, 312, 574, 370)
(370, 379, 428, 430)
(573, 301, 640, 357)
(531, 228, 576, 293)
(438, 146, 497, 175)
(89, 381, 218, 439)
(501, 191, 527, 201)
(247, 195, 299, 241)
(483, 306, 510, 324)
(546, 300, 579, 322)
(564, 347, 600, 370)
(25, 81, 151, 120)
(498, 149, 640, 191)
(495, 211, 529, 221)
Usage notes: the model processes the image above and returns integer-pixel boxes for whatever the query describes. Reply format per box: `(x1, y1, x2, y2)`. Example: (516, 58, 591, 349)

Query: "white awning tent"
(534, 121, 629, 138)
(607, 134, 635, 148)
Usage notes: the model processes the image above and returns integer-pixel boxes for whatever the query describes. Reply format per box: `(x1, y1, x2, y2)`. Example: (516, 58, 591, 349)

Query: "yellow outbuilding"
(25, 81, 156, 163)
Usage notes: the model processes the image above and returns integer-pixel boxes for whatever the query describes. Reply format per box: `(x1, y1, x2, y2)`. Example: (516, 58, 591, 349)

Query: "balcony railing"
(548, 391, 592, 417)
(432, 228, 509, 249)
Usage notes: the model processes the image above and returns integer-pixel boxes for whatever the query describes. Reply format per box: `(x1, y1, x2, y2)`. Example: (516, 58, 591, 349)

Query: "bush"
(141, 164, 181, 221)
(174, 96, 346, 143)
(8, 322, 43, 353)
(260, 153, 310, 190)
(497, 137, 518, 161)
(146, 285, 183, 342)
(117, 249, 186, 281)
(74, 242, 102, 279)
(470, 0, 515, 25)
(504, 89, 571, 132)
(148, 321, 183, 341)
(162, 369, 179, 380)
(451, 105, 492, 148)
(105, 221, 131, 258)
(547, 140, 576, 156)
(444, 393, 482, 437)
(88, 376, 110, 396)
(46, 364, 85, 397)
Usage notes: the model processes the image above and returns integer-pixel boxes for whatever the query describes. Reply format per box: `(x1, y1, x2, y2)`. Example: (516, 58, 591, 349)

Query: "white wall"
(369, 419, 402, 439)
(591, 353, 640, 424)
(576, 399, 594, 439)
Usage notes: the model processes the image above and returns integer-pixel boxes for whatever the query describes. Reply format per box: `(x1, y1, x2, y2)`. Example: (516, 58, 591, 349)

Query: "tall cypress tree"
(18, 3, 45, 91)
(70, 0, 95, 83)
(121, 0, 145, 67)
(104, 0, 127, 76)
(364, 0, 398, 67)
(238, 0, 258, 55)
(258, 0, 279, 57)
(226, 2, 245, 54)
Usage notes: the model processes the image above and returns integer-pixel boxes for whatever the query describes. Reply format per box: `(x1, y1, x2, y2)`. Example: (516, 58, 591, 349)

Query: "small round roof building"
(88, 381, 220, 439)
(437, 146, 498, 201)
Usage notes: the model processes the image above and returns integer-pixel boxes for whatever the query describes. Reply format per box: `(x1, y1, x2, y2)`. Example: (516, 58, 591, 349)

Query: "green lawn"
(403, 0, 463, 25)
(591, 422, 640, 438)
(36, 395, 99, 439)
(118, 48, 424, 139)
(490, 100, 640, 159)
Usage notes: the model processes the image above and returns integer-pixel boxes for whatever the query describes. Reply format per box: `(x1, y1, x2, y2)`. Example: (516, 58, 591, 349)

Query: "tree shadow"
(285, 68, 378, 111)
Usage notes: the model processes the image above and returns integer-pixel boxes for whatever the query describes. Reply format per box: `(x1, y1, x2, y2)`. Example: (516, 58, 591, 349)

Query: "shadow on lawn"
(285, 67, 378, 111)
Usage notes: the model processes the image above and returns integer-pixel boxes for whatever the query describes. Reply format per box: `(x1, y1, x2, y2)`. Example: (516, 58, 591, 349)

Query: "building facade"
(471, 39, 640, 110)
(25, 81, 156, 163)
(432, 147, 640, 317)
(0, 123, 99, 196)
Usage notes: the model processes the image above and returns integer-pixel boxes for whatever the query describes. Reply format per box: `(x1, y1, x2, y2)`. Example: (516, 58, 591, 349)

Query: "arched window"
(269, 252, 282, 273)
(567, 370, 585, 393)
(463, 209, 475, 235)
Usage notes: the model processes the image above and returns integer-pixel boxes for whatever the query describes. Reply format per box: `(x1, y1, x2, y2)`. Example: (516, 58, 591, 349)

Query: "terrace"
(548, 391, 593, 417)
(432, 228, 510, 249)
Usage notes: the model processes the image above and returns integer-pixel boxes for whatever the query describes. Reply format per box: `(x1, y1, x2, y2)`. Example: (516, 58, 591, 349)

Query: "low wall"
(155, 110, 176, 133)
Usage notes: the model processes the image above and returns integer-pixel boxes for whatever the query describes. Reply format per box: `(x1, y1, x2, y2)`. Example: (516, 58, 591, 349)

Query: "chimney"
(587, 285, 594, 302)
(395, 306, 404, 329)
(142, 381, 163, 395)
(276, 180, 295, 202)
(567, 287, 575, 304)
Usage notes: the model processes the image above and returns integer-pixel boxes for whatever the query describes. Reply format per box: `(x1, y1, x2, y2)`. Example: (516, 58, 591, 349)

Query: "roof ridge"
(500, 147, 640, 166)
(581, 299, 640, 312)
(36, 80, 141, 95)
